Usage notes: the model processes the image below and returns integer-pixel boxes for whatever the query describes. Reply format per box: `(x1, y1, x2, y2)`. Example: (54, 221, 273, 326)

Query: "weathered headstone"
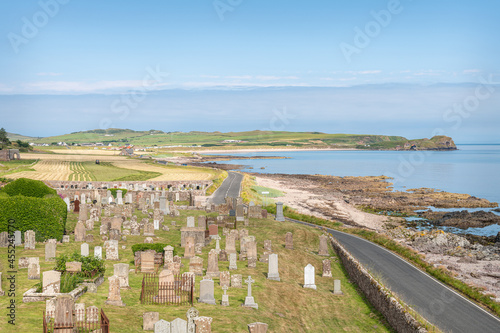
(94, 246, 102, 259)
(198, 277, 216, 305)
(164, 245, 174, 264)
(322, 259, 332, 277)
(206, 249, 219, 278)
(267, 254, 280, 281)
(219, 271, 230, 288)
(318, 234, 329, 256)
(242, 276, 258, 309)
(218, 249, 228, 262)
(275, 202, 285, 221)
(247, 322, 269, 333)
(0, 231, 8, 248)
(105, 275, 125, 306)
(186, 216, 195, 228)
(143, 311, 159, 330)
(45, 239, 57, 261)
(304, 264, 317, 289)
(285, 232, 293, 250)
(198, 215, 207, 229)
(24, 230, 36, 249)
(54, 295, 74, 330)
(42, 270, 61, 293)
(189, 256, 204, 276)
(66, 261, 82, 273)
(141, 251, 156, 273)
(333, 279, 343, 295)
(194, 316, 213, 333)
(208, 224, 218, 238)
(231, 274, 242, 288)
(104, 240, 119, 260)
(144, 222, 155, 236)
(18, 257, 29, 269)
(154, 319, 170, 332)
(229, 252, 237, 270)
(225, 233, 236, 253)
(28, 257, 40, 280)
(14, 230, 21, 246)
(114, 263, 130, 289)
(184, 236, 195, 259)
(75, 221, 86, 242)
(171, 318, 187, 333)
(81, 243, 89, 257)
(62, 235, 70, 243)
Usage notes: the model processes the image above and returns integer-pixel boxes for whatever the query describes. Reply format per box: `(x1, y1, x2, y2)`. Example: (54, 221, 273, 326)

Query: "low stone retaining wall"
(329, 235, 428, 333)
(23, 275, 104, 303)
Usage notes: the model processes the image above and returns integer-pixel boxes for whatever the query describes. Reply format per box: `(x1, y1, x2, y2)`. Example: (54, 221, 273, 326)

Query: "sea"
(205, 144, 500, 236)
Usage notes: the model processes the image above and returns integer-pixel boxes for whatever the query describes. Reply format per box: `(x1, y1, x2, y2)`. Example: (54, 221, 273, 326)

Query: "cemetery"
(0, 178, 392, 332)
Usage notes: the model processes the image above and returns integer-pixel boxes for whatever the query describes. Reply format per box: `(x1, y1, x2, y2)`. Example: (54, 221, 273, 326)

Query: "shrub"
(54, 252, 106, 278)
(109, 188, 127, 198)
(0, 195, 67, 241)
(0, 177, 56, 198)
(131, 243, 173, 256)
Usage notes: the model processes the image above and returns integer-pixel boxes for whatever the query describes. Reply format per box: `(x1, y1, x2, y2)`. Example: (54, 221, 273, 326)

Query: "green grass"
(81, 161, 162, 181)
(0, 207, 392, 333)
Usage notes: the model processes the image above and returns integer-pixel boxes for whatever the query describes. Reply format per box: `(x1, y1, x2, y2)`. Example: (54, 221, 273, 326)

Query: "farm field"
(5, 152, 221, 181)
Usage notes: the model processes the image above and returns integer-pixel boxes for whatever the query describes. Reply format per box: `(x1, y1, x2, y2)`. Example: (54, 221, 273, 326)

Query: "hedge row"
(131, 243, 174, 256)
(0, 195, 67, 241)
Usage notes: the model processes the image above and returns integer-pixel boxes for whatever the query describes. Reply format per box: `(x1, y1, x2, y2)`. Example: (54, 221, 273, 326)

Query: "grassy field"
(0, 208, 392, 332)
(25, 128, 453, 150)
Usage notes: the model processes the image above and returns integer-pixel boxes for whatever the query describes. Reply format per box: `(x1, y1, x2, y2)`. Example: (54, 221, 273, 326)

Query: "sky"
(0, 0, 499, 142)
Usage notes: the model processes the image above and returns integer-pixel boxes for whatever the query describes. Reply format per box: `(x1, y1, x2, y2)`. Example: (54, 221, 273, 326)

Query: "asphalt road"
(286, 217, 500, 333)
(209, 171, 243, 205)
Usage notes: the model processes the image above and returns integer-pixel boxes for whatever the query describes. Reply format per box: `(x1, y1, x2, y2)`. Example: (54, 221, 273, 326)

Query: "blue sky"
(0, 0, 499, 141)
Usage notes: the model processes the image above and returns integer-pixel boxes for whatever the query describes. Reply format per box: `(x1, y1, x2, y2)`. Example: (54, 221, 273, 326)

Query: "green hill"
(26, 129, 457, 151)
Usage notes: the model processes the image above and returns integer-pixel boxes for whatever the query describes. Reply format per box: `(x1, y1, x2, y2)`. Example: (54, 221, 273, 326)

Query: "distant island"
(8, 128, 457, 151)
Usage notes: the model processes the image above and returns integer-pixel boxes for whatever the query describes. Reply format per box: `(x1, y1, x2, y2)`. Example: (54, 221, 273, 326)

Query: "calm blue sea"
(206, 144, 500, 235)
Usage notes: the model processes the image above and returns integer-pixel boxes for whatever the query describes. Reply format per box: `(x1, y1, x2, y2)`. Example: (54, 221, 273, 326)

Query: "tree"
(0, 127, 10, 148)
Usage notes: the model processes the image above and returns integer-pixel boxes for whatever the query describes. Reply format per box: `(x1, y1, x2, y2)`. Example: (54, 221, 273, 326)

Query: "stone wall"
(329, 235, 428, 333)
(45, 180, 211, 192)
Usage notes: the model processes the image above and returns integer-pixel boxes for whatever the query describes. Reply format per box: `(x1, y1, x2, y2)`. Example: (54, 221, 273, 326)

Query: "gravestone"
(322, 259, 332, 277)
(198, 277, 216, 305)
(304, 264, 317, 289)
(242, 276, 258, 309)
(154, 319, 170, 332)
(75, 302, 85, 321)
(114, 263, 130, 289)
(116, 190, 123, 205)
(62, 235, 70, 243)
(28, 257, 40, 279)
(85, 234, 94, 243)
(189, 256, 204, 276)
(275, 202, 285, 221)
(333, 279, 343, 295)
(198, 215, 207, 229)
(164, 246, 174, 264)
(64, 197, 70, 211)
(42, 270, 61, 293)
(75, 221, 86, 242)
(221, 285, 230, 307)
(94, 246, 102, 259)
(267, 254, 280, 281)
(218, 249, 228, 261)
(79, 203, 88, 221)
(66, 261, 82, 273)
(81, 243, 89, 257)
(105, 275, 125, 306)
(263, 240, 272, 252)
(231, 274, 242, 288)
(219, 271, 230, 288)
(0, 272, 3, 296)
(19, 257, 29, 269)
(214, 235, 221, 252)
(141, 251, 156, 273)
(236, 204, 245, 222)
(24, 230, 36, 249)
(186, 307, 199, 333)
(131, 221, 140, 235)
(145, 237, 154, 244)
(194, 316, 213, 332)
(187, 216, 195, 228)
(248, 322, 269, 333)
(14, 230, 21, 246)
(208, 225, 218, 238)
(285, 232, 293, 250)
(225, 233, 236, 253)
(54, 295, 74, 330)
(171, 318, 187, 333)
(318, 234, 329, 256)
(184, 237, 195, 259)
(0, 232, 8, 248)
(74, 198, 80, 212)
(45, 239, 57, 261)
(229, 253, 238, 270)
(143, 311, 159, 330)
(206, 249, 219, 278)
(104, 240, 119, 260)
(144, 223, 155, 236)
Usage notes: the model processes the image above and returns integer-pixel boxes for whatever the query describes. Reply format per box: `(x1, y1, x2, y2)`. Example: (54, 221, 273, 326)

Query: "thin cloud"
(36, 72, 63, 76)
(21, 80, 171, 93)
(463, 69, 481, 74)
